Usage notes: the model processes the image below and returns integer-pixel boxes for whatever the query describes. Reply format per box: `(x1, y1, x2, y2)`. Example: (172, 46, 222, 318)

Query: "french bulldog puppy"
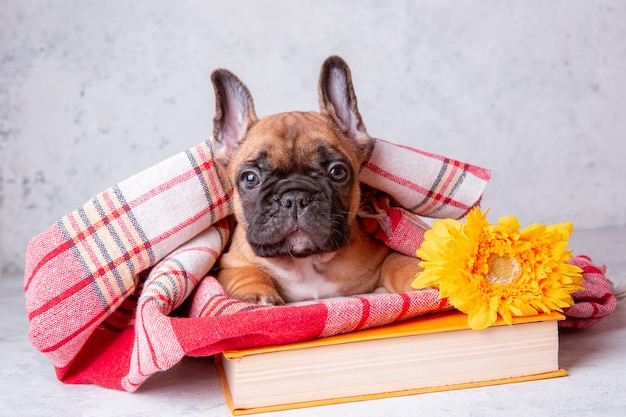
(213, 55, 422, 305)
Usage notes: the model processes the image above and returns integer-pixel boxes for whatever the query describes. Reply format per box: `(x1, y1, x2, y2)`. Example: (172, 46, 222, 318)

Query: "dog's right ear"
(211, 69, 258, 165)
(318, 56, 370, 151)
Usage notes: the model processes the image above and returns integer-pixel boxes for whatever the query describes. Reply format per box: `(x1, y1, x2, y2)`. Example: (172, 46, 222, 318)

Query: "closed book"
(216, 310, 566, 415)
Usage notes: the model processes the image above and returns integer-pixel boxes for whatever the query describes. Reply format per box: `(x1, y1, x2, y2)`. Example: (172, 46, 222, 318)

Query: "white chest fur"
(268, 256, 341, 303)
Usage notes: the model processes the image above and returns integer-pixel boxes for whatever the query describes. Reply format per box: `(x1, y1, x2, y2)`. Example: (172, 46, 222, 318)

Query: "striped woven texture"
(23, 137, 613, 391)
(559, 256, 617, 329)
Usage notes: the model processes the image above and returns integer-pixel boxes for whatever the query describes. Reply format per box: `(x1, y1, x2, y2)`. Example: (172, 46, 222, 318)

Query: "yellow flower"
(412, 208, 583, 330)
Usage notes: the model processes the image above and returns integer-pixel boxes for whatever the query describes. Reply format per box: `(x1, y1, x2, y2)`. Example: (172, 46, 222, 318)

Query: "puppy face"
(227, 112, 363, 258)
(212, 56, 372, 259)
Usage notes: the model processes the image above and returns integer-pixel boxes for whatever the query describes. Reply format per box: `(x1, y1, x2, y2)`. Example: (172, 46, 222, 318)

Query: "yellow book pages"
(217, 310, 566, 415)
(223, 310, 564, 359)
(215, 356, 567, 416)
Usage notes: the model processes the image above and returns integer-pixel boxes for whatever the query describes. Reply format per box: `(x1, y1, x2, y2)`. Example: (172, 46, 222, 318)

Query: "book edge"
(216, 354, 238, 415)
(215, 354, 567, 416)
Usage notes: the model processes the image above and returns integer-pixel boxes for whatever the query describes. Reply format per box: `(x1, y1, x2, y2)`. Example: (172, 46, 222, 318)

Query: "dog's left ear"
(318, 56, 370, 150)
(211, 69, 258, 165)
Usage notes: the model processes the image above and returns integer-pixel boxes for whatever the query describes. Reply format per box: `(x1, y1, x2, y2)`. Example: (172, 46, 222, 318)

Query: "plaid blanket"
(23, 137, 615, 391)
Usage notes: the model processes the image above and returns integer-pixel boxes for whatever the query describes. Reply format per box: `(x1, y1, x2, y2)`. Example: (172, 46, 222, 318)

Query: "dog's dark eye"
(239, 170, 261, 189)
(327, 162, 349, 182)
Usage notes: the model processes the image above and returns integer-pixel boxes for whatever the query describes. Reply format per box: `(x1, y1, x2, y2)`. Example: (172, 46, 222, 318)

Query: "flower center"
(486, 254, 522, 285)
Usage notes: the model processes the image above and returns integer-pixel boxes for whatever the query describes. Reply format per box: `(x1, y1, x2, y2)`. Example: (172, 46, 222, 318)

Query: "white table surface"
(2, 227, 624, 417)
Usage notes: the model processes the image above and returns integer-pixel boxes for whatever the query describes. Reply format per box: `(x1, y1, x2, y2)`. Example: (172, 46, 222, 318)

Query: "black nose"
(280, 191, 311, 214)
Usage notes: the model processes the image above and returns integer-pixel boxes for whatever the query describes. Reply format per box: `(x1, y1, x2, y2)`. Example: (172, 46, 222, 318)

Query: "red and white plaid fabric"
(23, 137, 614, 391)
(559, 256, 617, 329)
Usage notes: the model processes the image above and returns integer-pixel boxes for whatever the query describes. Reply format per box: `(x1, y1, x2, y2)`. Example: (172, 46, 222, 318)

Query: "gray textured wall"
(2, 0, 625, 276)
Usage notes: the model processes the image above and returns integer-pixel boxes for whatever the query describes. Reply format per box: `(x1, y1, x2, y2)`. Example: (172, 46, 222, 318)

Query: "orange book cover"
(216, 310, 566, 415)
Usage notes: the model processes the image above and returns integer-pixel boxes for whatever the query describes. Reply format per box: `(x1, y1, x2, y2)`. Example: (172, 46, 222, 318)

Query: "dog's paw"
(240, 292, 285, 306)
(380, 252, 424, 293)
(217, 266, 286, 306)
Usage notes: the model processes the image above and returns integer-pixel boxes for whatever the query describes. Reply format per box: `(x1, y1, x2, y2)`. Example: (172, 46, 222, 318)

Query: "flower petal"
(519, 223, 547, 241)
(467, 304, 496, 330)
(497, 215, 520, 232)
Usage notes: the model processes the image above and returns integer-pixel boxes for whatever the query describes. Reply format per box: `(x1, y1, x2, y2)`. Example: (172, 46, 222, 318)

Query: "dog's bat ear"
(211, 69, 258, 164)
(318, 56, 370, 150)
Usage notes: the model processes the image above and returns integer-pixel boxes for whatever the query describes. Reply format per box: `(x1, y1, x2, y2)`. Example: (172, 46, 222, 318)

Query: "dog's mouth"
(248, 225, 347, 258)
(283, 229, 321, 258)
